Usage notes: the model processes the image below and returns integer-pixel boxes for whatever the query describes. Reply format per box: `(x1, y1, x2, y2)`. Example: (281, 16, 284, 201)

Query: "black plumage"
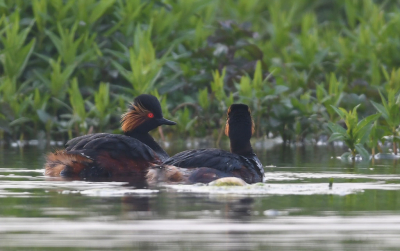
(161, 104, 264, 184)
(65, 133, 158, 162)
(44, 94, 175, 180)
(164, 149, 245, 172)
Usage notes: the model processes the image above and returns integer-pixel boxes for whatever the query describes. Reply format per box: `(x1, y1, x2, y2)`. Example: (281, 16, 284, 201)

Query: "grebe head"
(121, 94, 176, 133)
(225, 104, 254, 141)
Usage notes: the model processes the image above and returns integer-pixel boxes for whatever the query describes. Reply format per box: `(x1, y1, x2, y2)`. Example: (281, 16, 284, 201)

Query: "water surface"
(1, 142, 400, 250)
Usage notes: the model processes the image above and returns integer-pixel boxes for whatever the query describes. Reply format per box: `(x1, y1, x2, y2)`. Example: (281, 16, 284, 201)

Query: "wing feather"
(65, 133, 157, 161)
(163, 149, 244, 172)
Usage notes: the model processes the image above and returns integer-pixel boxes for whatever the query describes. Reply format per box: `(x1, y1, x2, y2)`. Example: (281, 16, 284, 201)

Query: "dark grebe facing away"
(151, 104, 264, 184)
(45, 94, 176, 182)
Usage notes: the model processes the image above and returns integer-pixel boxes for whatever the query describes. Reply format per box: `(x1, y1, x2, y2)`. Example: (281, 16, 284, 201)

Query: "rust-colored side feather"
(44, 150, 93, 176)
(96, 151, 151, 176)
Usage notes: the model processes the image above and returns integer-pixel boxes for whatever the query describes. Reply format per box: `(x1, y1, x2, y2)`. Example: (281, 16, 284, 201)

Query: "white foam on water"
(0, 168, 44, 173)
(0, 172, 159, 197)
(79, 188, 159, 197)
(265, 171, 400, 181)
(165, 182, 400, 196)
(2, 168, 400, 197)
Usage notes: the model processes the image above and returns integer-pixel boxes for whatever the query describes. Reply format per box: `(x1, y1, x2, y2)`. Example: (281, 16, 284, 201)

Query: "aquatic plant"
(367, 120, 385, 160)
(371, 73, 400, 155)
(1, 0, 400, 144)
(327, 105, 380, 160)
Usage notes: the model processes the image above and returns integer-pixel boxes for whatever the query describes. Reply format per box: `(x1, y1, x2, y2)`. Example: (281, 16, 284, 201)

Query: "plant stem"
(351, 149, 356, 160)
(372, 147, 375, 164)
(393, 129, 398, 155)
(377, 143, 383, 153)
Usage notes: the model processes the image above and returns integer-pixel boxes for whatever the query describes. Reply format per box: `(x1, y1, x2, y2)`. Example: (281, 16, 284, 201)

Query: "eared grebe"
(45, 94, 176, 182)
(150, 104, 264, 184)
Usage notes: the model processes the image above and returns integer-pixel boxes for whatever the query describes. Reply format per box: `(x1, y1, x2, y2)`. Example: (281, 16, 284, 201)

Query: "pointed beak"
(158, 118, 176, 126)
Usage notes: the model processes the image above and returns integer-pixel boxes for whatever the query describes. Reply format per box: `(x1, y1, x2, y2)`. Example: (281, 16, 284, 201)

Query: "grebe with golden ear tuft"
(45, 94, 176, 184)
(153, 104, 264, 184)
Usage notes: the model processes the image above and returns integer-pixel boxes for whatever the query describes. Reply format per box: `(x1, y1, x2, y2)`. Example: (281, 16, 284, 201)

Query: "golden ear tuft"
(227, 106, 232, 115)
(246, 107, 255, 135)
(121, 102, 150, 132)
(224, 119, 229, 136)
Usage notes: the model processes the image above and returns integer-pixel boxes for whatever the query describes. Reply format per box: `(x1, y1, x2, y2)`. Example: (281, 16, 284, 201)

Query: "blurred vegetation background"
(1, 0, 400, 146)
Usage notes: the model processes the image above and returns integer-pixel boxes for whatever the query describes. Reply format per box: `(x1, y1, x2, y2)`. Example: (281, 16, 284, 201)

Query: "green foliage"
(198, 88, 209, 110)
(91, 82, 112, 131)
(93, 82, 110, 118)
(371, 89, 400, 154)
(371, 91, 400, 131)
(0, 11, 36, 81)
(367, 120, 385, 155)
(111, 25, 164, 95)
(0, 0, 400, 148)
(68, 78, 87, 135)
(210, 68, 228, 103)
(327, 105, 380, 160)
(316, 73, 344, 122)
(174, 107, 197, 137)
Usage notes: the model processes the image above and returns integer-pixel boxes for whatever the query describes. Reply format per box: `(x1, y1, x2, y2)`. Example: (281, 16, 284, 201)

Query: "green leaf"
(0, 118, 11, 133)
(51, 97, 72, 112)
(381, 65, 390, 81)
(357, 123, 373, 145)
(351, 104, 361, 116)
(88, 0, 116, 24)
(68, 78, 86, 120)
(328, 132, 345, 142)
(327, 122, 347, 134)
(378, 90, 389, 113)
(198, 88, 209, 109)
(316, 84, 327, 102)
(274, 85, 289, 95)
(330, 105, 346, 119)
(238, 75, 252, 98)
(9, 117, 31, 126)
(37, 109, 53, 123)
(341, 152, 351, 160)
(355, 144, 370, 161)
(16, 38, 36, 79)
(185, 116, 198, 131)
(370, 101, 389, 121)
(253, 60, 263, 91)
(355, 113, 381, 135)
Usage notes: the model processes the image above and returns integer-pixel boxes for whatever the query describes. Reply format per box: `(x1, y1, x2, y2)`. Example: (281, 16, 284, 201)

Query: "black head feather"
(131, 94, 163, 118)
(227, 104, 253, 140)
(122, 94, 175, 133)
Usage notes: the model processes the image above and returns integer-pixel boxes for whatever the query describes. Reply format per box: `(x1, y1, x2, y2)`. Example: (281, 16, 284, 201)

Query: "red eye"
(147, 113, 154, 118)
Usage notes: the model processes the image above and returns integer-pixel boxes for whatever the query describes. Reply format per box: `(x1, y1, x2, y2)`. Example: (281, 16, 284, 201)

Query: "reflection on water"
(1, 143, 400, 250)
(3, 216, 400, 250)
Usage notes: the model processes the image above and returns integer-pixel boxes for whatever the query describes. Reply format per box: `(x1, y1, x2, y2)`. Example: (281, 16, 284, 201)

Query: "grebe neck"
(125, 131, 169, 160)
(230, 138, 253, 156)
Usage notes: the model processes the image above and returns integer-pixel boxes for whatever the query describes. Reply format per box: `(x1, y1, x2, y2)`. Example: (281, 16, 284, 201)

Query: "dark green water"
(1, 141, 400, 251)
